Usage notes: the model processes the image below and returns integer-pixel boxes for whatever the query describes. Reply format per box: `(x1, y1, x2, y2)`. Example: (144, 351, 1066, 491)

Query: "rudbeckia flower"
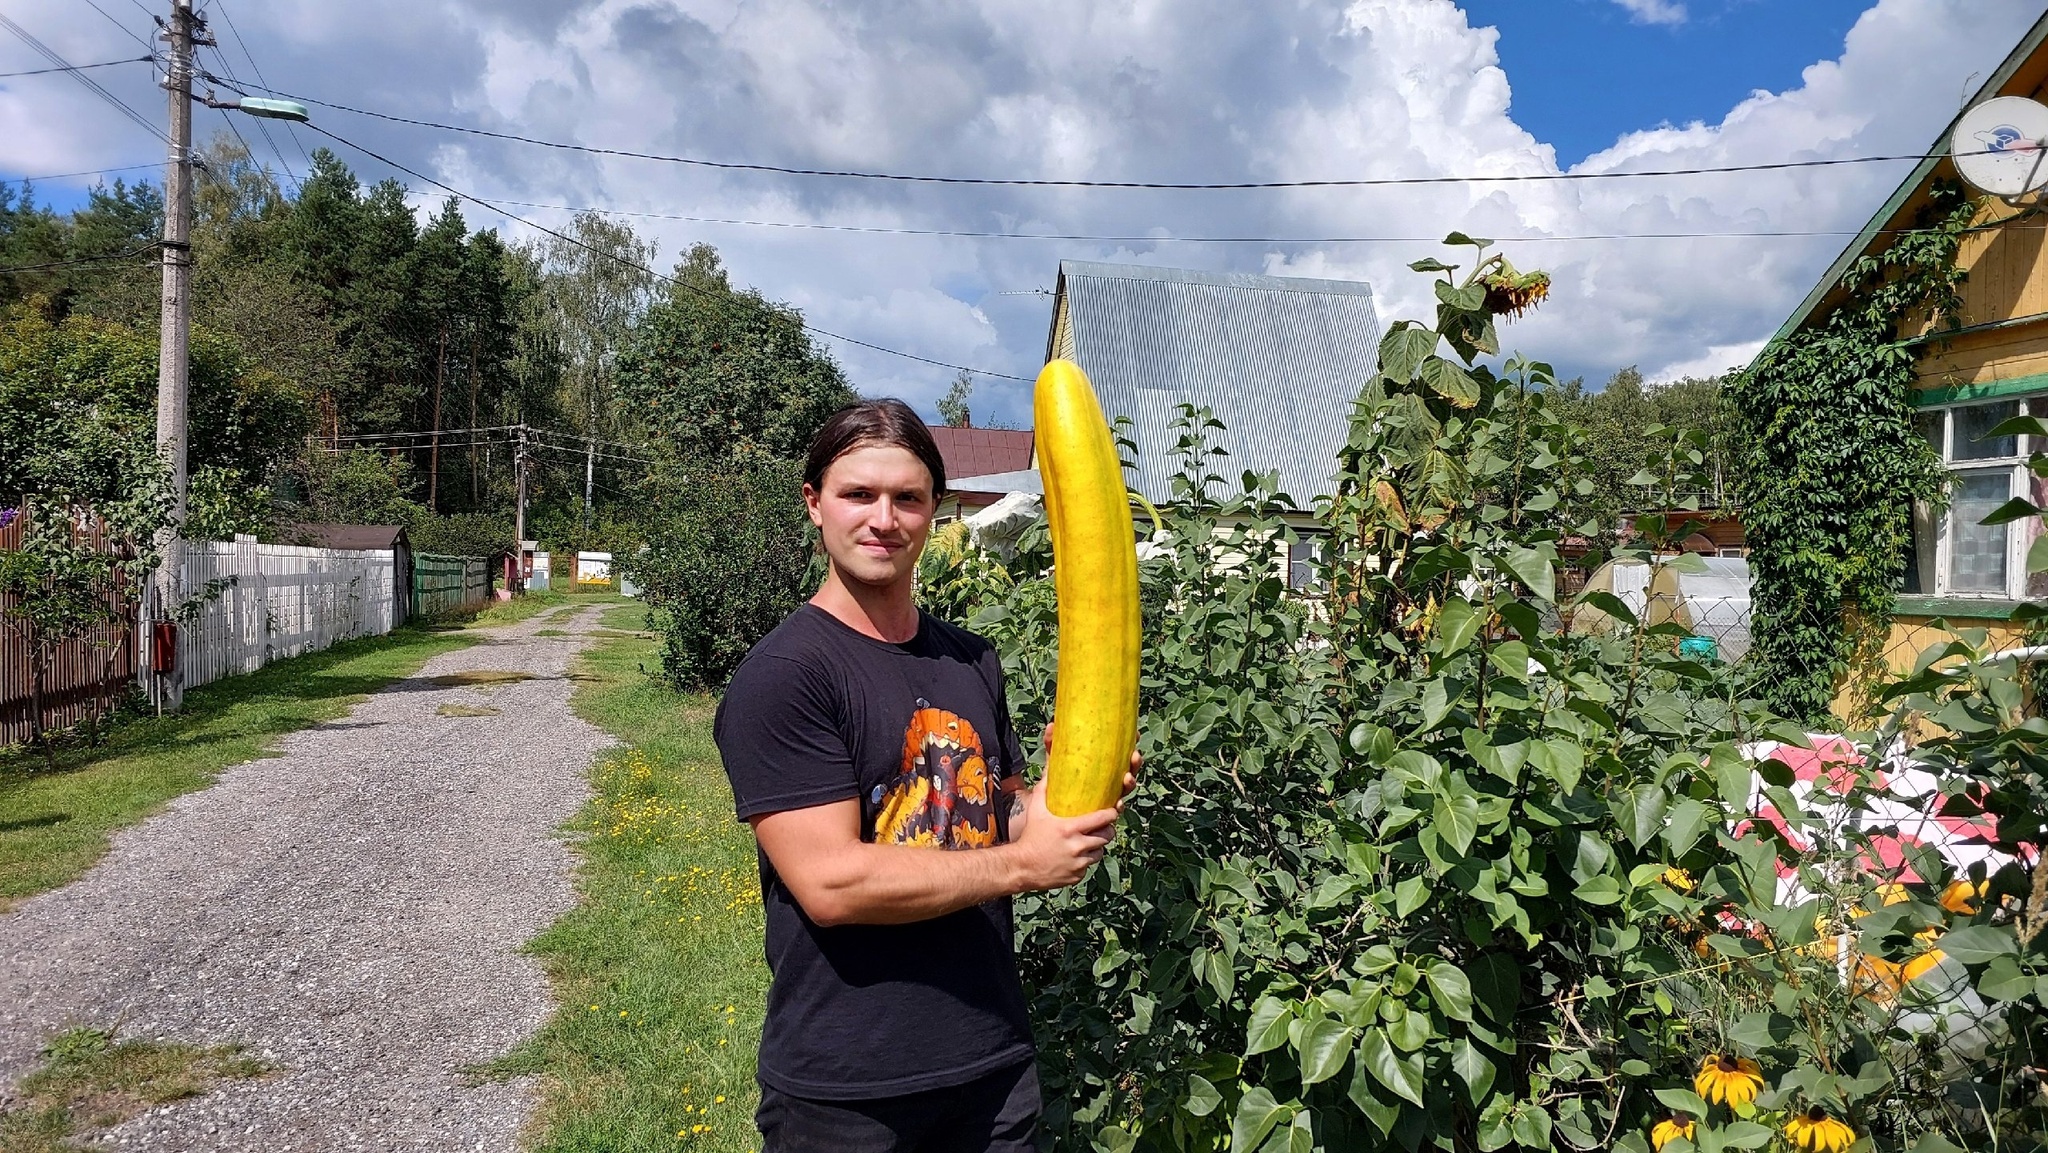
(1694, 1054, 1765, 1107)
(1785, 1107, 1856, 1153)
(1650, 1113, 1696, 1150)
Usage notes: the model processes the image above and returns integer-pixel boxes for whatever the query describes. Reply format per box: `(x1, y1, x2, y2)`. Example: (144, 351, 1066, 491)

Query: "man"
(714, 398, 1136, 1152)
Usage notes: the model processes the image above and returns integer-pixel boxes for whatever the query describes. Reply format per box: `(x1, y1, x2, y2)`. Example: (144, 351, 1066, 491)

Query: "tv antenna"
(1950, 95, 2048, 204)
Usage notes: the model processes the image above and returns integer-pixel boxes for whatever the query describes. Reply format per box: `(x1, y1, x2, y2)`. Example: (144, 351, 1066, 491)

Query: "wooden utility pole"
(428, 326, 446, 511)
(513, 424, 529, 592)
(149, 0, 196, 711)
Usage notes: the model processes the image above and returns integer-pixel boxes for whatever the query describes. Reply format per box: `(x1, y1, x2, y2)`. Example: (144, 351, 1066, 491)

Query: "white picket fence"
(174, 535, 397, 691)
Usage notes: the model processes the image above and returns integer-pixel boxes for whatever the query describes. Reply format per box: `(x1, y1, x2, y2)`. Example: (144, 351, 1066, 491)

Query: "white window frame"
(1913, 396, 2037, 600)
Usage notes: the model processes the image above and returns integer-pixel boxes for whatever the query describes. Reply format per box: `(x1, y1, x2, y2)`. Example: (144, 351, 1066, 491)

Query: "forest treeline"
(2, 135, 1727, 563)
(0, 135, 853, 557)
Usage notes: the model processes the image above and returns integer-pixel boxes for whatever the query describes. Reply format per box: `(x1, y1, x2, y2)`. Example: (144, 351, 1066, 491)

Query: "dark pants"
(756, 1061, 1041, 1153)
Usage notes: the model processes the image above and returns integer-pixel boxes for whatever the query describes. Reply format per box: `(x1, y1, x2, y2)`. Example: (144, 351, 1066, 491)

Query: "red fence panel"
(0, 508, 141, 748)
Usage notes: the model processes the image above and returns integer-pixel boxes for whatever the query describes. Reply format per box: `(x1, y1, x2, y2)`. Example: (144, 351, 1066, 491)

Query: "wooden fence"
(411, 553, 491, 620)
(0, 508, 139, 747)
(175, 536, 398, 692)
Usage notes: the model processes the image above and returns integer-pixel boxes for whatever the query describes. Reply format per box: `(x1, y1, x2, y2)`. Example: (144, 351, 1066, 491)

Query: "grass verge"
(0, 595, 552, 909)
(0, 1027, 267, 1151)
(491, 602, 769, 1153)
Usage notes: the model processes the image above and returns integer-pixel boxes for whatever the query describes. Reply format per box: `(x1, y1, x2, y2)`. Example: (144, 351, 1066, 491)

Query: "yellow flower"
(1694, 1054, 1765, 1107)
(1939, 878, 1985, 915)
(1659, 867, 1696, 893)
(1650, 1114, 1695, 1150)
(1785, 1107, 1856, 1153)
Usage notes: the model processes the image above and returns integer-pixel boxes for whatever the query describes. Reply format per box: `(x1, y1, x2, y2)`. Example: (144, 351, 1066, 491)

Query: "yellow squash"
(1034, 359, 1140, 816)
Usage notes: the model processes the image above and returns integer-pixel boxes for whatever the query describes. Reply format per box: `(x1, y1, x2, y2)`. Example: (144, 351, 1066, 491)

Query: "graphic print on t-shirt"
(872, 701, 998, 849)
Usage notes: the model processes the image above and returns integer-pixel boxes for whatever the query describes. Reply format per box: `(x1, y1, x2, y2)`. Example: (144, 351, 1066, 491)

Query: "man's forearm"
(800, 841, 1030, 926)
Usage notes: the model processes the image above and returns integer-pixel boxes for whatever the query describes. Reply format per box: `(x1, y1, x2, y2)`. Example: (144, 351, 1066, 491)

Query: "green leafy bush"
(957, 247, 2043, 1152)
(624, 458, 814, 690)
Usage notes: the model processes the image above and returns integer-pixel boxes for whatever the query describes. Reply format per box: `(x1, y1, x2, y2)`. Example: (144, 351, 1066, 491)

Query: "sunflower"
(1785, 1107, 1857, 1153)
(1650, 1113, 1696, 1150)
(1694, 1054, 1765, 1107)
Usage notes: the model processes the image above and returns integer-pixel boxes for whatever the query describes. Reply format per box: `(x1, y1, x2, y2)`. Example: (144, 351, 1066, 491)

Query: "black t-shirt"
(713, 603, 1035, 1100)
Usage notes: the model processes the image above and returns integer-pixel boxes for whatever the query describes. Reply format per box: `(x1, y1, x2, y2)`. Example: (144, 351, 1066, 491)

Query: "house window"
(1288, 536, 1320, 590)
(1911, 398, 2044, 599)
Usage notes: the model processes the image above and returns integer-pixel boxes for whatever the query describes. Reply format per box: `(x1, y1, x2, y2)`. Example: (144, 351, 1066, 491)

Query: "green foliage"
(1728, 186, 1976, 722)
(616, 244, 855, 466)
(1555, 368, 1734, 537)
(278, 447, 425, 529)
(949, 246, 2043, 1152)
(625, 459, 815, 690)
(407, 510, 514, 559)
(939, 369, 975, 427)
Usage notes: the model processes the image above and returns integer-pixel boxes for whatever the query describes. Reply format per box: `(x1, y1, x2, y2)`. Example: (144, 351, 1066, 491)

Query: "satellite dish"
(1951, 96, 2048, 199)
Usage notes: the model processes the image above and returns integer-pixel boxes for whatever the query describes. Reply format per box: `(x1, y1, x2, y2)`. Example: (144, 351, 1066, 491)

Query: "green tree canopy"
(617, 243, 854, 465)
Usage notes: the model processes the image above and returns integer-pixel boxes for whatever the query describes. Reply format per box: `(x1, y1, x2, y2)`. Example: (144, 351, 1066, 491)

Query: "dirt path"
(0, 603, 615, 1150)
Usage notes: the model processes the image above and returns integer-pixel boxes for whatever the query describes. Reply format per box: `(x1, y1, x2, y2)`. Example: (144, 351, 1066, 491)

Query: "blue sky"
(3, 0, 2041, 419)
(1465, 0, 1877, 165)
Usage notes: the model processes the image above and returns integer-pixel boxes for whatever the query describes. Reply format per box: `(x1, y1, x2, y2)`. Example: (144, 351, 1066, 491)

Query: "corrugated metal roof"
(1054, 259, 1381, 509)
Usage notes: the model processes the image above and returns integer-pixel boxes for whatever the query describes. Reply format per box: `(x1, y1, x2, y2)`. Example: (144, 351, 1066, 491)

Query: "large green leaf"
(1451, 1036, 1496, 1105)
(1468, 953, 1521, 1022)
(1361, 1026, 1425, 1106)
(1977, 496, 2040, 526)
(1245, 996, 1295, 1055)
(1433, 791, 1481, 856)
(1662, 798, 1710, 855)
(1436, 598, 1483, 655)
(1230, 1087, 1290, 1153)
(1182, 1075, 1222, 1117)
(1420, 356, 1482, 407)
(1501, 546, 1556, 602)
(1941, 924, 2019, 965)
(1379, 325, 1436, 384)
(1425, 962, 1475, 1022)
(1297, 1016, 1355, 1086)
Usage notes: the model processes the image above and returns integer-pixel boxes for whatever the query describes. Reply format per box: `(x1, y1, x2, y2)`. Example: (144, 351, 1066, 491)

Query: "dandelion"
(1650, 1114, 1695, 1151)
(1784, 1107, 1856, 1153)
(714, 1095, 726, 1104)
(1694, 1054, 1764, 1108)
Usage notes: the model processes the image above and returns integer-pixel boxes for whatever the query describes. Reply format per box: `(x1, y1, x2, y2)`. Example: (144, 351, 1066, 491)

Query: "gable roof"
(1045, 260, 1381, 508)
(282, 523, 411, 551)
(1771, 10, 2048, 345)
(926, 425, 1034, 488)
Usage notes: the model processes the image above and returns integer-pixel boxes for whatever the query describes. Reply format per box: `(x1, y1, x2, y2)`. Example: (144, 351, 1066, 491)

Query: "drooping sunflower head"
(1650, 1113, 1696, 1150)
(1694, 1053, 1766, 1107)
(1785, 1106, 1857, 1153)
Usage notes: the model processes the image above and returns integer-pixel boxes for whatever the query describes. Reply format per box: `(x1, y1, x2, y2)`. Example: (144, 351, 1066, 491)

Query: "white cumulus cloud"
(1612, 0, 1689, 26)
(0, 0, 2037, 422)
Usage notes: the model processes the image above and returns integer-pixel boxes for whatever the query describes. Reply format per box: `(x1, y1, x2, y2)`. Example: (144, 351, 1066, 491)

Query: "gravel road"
(0, 602, 615, 1150)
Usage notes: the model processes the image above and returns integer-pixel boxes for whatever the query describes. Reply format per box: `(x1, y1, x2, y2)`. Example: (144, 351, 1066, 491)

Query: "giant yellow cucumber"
(1035, 359, 1140, 817)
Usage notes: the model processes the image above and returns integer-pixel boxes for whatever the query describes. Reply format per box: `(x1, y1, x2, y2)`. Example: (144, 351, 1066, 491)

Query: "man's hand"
(1005, 781, 1118, 891)
(1005, 720, 1142, 843)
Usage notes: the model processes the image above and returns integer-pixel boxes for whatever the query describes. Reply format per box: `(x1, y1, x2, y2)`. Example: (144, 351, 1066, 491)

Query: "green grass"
(0, 596, 553, 909)
(0, 1027, 268, 1151)
(493, 602, 769, 1153)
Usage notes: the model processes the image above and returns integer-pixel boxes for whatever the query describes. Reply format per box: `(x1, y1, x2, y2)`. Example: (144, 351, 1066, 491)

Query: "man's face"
(805, 443, 936, 591)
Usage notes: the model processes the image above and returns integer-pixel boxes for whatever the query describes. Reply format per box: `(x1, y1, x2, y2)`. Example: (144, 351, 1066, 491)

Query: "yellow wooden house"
(1767, 10, 2048, 693)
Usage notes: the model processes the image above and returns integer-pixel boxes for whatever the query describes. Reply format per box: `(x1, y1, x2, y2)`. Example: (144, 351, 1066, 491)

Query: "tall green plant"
(1727, 185, 1977, 723)
(963, 245, 2040, 1152)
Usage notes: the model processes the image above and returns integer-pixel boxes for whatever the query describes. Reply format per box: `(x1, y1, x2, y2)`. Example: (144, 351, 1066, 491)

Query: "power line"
(303, 121, 1033, 381)
(78, 0, 156, 52)
(495, 198, 1997, 246)
(0, 55, 151, 79)
(0, 243, 162, 275)
(3, 162, 162, 184)
(250, 81, 1943, 191)
(0, 13, 170, 146)
(208, 0, 310, 171)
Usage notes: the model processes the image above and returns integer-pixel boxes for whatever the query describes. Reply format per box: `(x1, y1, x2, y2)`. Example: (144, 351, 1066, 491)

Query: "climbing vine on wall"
(1726, 182, 1979, 722)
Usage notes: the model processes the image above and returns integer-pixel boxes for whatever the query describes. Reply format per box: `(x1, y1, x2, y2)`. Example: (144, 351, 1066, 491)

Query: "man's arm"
(750, 782, 1119, 927)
